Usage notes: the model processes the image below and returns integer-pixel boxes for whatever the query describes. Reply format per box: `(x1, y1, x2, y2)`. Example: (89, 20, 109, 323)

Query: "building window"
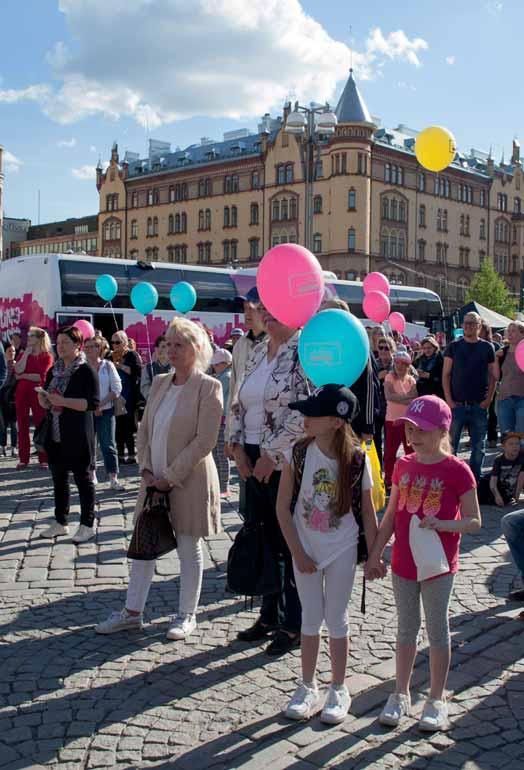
(315, 160, 324, 178)
(290, 197, 297, 219)
(147, 217, 153, 237)
(348, 227, 356, 252)
(381, 231, 388, 257)
(384, 163, 391, 183)
(223, 206, 230, 227)
(419, 204, 426, 227)
(131, 191, 139, 208)
(168, 214, 174, 234)
(391, 199, 398, 221)
(224, 174, 239, 194)
(131, 220, 138, 239)
(198, 210, 204, 230)
(399, 201, 406, 223)
(340, 154, 347, 175)
(513, 255, 518, 274)
(175, 213, 181, 233)
(498, 193, 508, 212)
(357, 152, 367, 175)
(286, 164, 294, 183)
(249, 238, 260, 260)
(513, 225, 518, 244)
(205, 209, 211, 230)
(276, 164, 285, 184)
(417, 239, 426, 262)
(313, 233, 322, 253)
(106, 194, 118, 211)
(418, 172, 426, 192)
(442, 210, 448, 231)
(181, 212, 187, 232)
(479, 250, 486, 265)
(252, 171, 260, 189)
(169, 186, 175, 203)
(437, 209, 442, 231)
(480, 189, 486, 207)
(382, 198, 390, 219)
(272, 200, 280, 221)
(198, 179, 206, 197)
(223, 240, 230, 262)
(314, 195, 322, 214)
(480, 218, 486, 240)
(281, 199, 289, 220)
(230, 240, 238, 262)
(231, 206, 238, 227)
(515, 197, 522, 214)
(250, 202, 259, 225)
(398, 235, 405, 259)
(348, 189, 356, 211)
(465, 215, 470, 236)
(460, 214, 465, 235)
(153, 217, 158, 236)
(147, 189, 153, 206)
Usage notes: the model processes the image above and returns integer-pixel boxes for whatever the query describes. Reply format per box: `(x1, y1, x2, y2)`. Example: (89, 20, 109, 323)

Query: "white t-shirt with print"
(286, 441, 373, 570)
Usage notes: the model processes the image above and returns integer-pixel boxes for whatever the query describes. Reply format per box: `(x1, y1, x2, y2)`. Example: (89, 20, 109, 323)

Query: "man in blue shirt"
(443, 311, 498, 480)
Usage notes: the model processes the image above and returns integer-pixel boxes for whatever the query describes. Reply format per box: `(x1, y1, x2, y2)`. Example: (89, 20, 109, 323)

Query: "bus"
(0, 254, 444, 350)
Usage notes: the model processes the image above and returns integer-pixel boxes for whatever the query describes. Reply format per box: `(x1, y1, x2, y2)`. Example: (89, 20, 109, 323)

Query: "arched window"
(348, 227, 356, 252)
(104, 222, 111, 240)
(272, 200, 280, 221)
(348, 189, 356, 210)
(281, 199, 289, 220)
(231, 206, 238, 227)
(168, 214, 174, 234)
(391, 199, 398, 221)
(224, 206, 230, 227)
(382, 198, 389, 219)
(314, 195, 322, 214)
(289, 197, 297, 219)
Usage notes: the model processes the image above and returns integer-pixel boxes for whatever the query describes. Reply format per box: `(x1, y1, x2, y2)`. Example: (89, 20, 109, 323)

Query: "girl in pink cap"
(366, 395, 481, 732)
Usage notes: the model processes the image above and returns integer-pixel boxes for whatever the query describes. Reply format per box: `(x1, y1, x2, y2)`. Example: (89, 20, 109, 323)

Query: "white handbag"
(409, 515, 449, 582)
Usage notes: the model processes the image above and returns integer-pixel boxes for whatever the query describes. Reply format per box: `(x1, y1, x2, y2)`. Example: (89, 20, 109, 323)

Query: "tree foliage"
(465, 258, 517, 318)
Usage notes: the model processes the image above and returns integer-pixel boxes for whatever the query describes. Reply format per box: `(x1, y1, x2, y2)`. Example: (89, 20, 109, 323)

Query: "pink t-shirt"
(385, 372, 416, 422)
(391, 454, 476, 581)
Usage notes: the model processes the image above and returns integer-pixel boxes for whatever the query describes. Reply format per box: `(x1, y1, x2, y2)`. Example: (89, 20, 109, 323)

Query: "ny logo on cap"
(410, 399, 425, 414)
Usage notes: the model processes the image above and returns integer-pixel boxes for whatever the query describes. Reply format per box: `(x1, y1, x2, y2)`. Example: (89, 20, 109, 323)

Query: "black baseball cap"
(289, 384, 359, 423)
(235, 286, 260, 304)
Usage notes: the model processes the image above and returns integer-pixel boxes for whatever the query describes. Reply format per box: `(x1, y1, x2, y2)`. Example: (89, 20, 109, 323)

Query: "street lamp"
(284, 102, 337, 251)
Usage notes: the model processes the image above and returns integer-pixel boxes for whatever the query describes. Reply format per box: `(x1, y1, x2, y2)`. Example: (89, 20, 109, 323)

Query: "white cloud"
(57, 137, 77, 147)
(0, 84, 51, 104)
(445, 55, 456, 66)
(72, 164, 96, 180)
(3, 150, 23, 173)
(486, 1, 503, 13)
(0, 1, 429, 128)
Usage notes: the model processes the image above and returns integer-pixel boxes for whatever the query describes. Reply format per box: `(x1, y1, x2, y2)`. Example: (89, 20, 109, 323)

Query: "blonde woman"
(14, 327, 54, 469)
(96, 317, 223, 640)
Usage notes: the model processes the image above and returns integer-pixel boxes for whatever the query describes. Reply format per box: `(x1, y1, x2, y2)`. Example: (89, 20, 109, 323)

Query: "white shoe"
(320, 684, 351, 724)
(72, 524, 95, 544)
(284, 682, 320, 721)
(95, 609, 143, 634)
(380, 693, 412, 727)
(166, 614, 197, 640)
(40, 522, 69, 539)
(109, 477, 125, 492)
(419, 697, 448, 732)
(91, 471, 98, 485)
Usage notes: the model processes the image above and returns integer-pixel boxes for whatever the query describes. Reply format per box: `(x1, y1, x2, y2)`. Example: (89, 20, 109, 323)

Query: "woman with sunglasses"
(369, 325, 386, 358)
(375, 336, 396, 467)
(13, 327, 54, 470)
(85, 337, 125, 491)
(111, 331, 142, 464)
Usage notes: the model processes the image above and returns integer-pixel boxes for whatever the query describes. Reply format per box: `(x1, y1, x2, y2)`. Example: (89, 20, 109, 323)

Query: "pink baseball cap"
(397, 395, 452, 431)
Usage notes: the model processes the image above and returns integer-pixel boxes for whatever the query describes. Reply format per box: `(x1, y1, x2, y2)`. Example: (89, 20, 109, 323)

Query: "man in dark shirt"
(443, 311, 498, 480)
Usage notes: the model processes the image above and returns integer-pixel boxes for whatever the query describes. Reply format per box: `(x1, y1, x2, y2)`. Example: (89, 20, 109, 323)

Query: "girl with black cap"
(277, 384, 384, 724)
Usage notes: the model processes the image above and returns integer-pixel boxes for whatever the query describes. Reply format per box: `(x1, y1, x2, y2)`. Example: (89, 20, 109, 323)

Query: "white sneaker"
(91, 471, 98, 485)
(72, 524, 95, 544)
(109, 477, 125, 492)
(379, 693, 412, 727)
(95, 609, 143, 634)
(284, 682, 320, 721)
(40, 522, 69, 539)
(320, 684, 351, 724)
(166, 614, 197, 640)
(419, 698, 448, 732)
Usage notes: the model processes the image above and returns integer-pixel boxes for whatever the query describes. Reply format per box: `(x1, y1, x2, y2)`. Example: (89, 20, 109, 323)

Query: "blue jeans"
(497, 396, 524, 435)
(450, 404, 488, 481)
(501, 509, 524, 580)
(95, 408, 118, 475)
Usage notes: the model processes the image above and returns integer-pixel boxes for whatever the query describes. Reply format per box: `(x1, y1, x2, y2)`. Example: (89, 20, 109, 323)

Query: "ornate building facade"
(96, 71, 524, 312)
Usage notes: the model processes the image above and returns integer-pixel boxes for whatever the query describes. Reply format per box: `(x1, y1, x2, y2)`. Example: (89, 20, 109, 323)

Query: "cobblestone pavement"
(1, 451, 524, 770)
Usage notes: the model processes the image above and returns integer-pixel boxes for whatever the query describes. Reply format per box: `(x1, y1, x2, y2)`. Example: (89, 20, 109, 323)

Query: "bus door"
(92, 312, 124, 340)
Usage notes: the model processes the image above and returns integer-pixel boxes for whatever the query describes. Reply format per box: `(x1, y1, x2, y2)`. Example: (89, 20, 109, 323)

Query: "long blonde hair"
(28, 326, 53, 356)
(332, 422, 362, 517)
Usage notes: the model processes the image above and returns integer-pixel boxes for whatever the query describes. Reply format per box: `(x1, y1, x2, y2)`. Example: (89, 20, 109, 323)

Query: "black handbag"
(227, 521, 280, 597)
(127, 486, 177, 560)
(33, 413, 51, 453)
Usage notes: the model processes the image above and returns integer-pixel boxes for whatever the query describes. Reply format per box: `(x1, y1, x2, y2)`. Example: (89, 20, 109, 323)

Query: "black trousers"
(488, 399, 498, 443)
(373, 415, 385, 469)
(244, 443, 301, 633)
(116, 412, 136, 458)
(48, 443, 95, 527)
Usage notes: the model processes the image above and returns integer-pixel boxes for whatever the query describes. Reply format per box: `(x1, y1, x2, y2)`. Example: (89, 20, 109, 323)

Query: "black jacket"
(414, 352, 444, 398)
(350, 354, 377, 437)
(44, 363, 99, 466)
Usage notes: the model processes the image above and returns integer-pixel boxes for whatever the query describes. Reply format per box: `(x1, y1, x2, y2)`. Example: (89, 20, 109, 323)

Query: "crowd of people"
(1, 300, 524, 732)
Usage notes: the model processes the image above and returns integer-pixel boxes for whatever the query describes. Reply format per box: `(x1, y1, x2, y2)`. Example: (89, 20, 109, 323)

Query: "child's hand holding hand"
(294, 549, 317, 574)
(419, 515, 440, 530)
(364, 557, 387, 580)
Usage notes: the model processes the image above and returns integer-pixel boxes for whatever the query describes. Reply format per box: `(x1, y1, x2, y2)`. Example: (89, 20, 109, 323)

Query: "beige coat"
(134, 370, 223, 537)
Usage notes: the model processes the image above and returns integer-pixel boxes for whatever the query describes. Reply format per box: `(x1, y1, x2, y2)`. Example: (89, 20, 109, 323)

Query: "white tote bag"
(409, 515, 449, 582)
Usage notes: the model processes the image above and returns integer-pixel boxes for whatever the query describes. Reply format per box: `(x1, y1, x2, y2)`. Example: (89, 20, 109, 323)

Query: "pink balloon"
(516, 339, 524, 372)
(73, 319, 95, 341)
(363, 272, 390, 296)
(363, 291, 390, 324)
(256, 244, 324, 328)
(389, 311, 406, 334)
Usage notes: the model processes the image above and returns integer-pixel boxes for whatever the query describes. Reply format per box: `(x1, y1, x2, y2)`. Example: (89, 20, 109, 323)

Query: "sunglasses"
(112, 340, 122, 345)
(378, 345, 390, 351)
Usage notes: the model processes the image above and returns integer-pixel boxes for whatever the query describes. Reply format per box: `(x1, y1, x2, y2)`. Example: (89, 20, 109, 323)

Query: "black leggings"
(116, 412, 136, 457)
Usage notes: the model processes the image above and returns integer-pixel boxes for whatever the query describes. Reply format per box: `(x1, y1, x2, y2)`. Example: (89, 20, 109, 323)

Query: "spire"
(335, 69, 374, 125)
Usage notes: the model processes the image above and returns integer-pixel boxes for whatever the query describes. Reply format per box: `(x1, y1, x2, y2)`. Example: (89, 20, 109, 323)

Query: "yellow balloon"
(415, 126, 457, 173)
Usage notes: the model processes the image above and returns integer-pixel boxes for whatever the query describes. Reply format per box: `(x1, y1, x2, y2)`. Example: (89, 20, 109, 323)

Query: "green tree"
(465, 258, 517, 317)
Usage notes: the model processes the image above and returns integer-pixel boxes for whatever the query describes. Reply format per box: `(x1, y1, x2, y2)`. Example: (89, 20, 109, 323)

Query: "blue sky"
(1, 0, 521, 224)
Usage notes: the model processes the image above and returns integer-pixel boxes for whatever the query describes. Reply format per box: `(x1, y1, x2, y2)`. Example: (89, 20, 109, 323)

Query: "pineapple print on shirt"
(398, 473, 445, 518)
(406, 476, 427, 513)
(423, 479, 445, 517)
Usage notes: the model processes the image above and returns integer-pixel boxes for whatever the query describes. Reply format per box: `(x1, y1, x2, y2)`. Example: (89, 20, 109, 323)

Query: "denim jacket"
(229, 331, 310, 469)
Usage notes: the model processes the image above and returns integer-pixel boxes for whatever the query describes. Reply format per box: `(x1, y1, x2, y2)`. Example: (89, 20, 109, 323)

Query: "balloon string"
(108, 301, 119, 332)
(144, 315, 153, 366)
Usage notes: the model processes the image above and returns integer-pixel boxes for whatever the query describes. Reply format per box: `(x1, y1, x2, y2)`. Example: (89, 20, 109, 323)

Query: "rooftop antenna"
(349, 25, 355, 72)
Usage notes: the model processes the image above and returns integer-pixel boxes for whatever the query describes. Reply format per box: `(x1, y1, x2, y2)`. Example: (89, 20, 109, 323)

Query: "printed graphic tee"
(491, 452, 524, 504)
(391, 454, 476, 580)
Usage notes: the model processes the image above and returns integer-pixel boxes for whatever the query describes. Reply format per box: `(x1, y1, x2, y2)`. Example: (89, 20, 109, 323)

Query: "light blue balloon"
(170, 281, 197, 314)
(96, 274, 118, 302)
(299, 309, 370, 388)
(131, 282, 158, 315)
(453, 328, 464, 339)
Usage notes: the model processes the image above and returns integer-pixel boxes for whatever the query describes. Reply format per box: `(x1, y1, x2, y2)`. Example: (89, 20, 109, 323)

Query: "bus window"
(127, 264, 185, 310)
(182, 270, 238, 313)
(331, 282, 363, 315)
(60, 260, 129, 308)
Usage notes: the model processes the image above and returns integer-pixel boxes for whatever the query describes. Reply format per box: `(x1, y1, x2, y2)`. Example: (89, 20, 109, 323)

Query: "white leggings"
(293, 544, 358, 638)
(126, 535, 203, 616)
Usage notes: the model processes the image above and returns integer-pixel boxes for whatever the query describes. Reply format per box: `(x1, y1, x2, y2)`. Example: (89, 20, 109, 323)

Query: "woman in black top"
(37, 326, 99, 543)
(111, 330, 142, 464)
(414, 336, 444, 399)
